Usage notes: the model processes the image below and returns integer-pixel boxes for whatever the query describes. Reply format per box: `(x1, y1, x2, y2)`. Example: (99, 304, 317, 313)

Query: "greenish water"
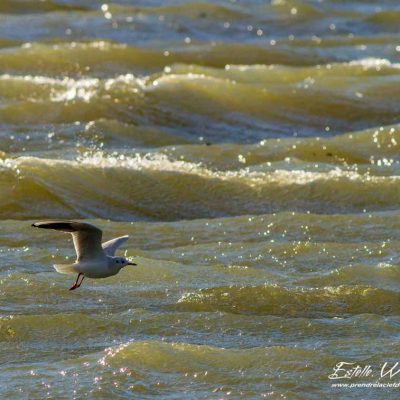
(1, 1, 400, 399)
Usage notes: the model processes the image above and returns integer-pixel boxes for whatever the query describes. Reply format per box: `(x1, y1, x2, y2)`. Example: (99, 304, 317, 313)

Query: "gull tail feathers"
(53, 264, 78, 274)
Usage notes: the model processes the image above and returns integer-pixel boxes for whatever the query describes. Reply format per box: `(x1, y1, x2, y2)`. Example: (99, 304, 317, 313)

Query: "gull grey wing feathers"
(102, 235, 129, 256)
(32, 221, 104, 261)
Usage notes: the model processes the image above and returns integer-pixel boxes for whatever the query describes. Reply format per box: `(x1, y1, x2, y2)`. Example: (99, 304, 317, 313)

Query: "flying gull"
(32, 221, 136, 290)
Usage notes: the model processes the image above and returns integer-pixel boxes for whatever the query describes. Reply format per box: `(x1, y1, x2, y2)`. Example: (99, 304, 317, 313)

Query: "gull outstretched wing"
(32, 221, 104, 262)
(102, 235, 129, 256)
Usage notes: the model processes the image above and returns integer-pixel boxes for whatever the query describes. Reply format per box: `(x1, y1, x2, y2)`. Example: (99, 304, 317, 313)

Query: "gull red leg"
(69, 273, 83, 291)
(76, 274, 85, 289)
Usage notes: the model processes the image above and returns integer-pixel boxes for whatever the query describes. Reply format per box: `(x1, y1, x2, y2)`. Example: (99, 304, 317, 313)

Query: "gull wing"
(102, 235, 129, 256)
(32, 221, 104, 262)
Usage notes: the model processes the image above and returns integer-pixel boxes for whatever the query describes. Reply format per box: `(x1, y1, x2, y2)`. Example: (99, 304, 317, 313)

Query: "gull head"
(112, 256, 137, 270)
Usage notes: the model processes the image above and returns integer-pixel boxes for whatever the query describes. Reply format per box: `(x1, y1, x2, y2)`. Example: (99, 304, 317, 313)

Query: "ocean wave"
(0, 0, 89, 14)
(177, 284, 400, 317)
(0, 40, 331, 78)
(2, 120, 400, 173)
(99, 339, 333, 372)
(0, 150, 399, 220)
(296, 263, 400, 289)
(0, 59, 399, 137)
(6, 117, 400, 158)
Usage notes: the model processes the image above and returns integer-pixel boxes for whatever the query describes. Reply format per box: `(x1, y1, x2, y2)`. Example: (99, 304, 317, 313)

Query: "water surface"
(1, 1, 400, 399)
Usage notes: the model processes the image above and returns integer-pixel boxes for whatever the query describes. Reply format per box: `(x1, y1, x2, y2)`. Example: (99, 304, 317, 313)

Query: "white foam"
(7, 153, 399, 187)
(0, 73, 140, 102)
(348, 57, 400, 69)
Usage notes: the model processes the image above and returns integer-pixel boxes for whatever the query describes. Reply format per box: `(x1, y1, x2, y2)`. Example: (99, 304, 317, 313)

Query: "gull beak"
(127, 262, 137, 266)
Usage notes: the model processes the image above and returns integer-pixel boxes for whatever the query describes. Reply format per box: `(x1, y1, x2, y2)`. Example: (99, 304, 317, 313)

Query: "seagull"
(32, 221, 136, 290)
